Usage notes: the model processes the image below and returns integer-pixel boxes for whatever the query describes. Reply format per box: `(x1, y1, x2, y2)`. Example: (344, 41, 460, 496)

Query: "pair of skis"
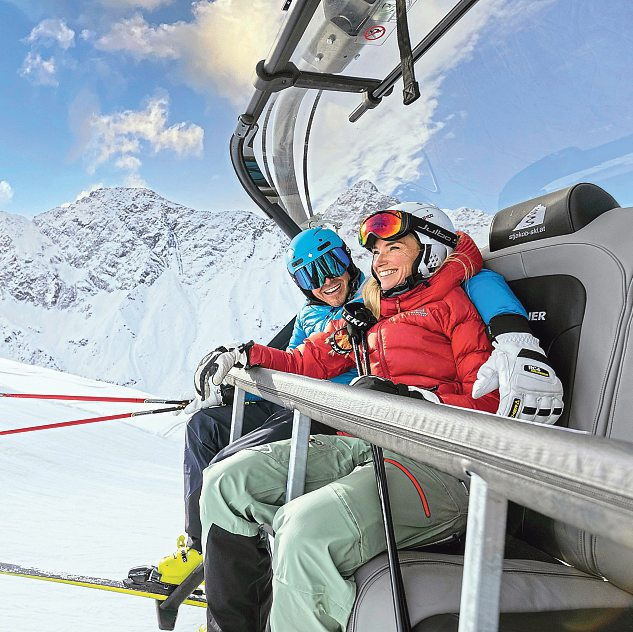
(0, 561, 204, 630)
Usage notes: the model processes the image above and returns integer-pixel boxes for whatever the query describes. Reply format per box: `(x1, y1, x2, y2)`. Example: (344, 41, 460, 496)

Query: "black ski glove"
(350, 376, 440, 402)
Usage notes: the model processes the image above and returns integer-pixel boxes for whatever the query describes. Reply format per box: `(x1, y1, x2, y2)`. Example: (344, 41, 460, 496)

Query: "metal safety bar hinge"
(234, 114, 254, 139)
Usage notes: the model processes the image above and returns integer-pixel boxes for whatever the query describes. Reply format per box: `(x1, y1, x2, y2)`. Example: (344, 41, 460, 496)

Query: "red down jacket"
(250, 233, 499, 412)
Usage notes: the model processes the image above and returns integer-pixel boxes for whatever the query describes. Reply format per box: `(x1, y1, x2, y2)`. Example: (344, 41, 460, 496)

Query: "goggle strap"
(411, 216, 458, 248)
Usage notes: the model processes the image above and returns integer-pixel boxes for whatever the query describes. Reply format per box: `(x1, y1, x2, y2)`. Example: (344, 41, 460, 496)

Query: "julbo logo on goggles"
(358, 210, 459, 250)
(291, 247, 351, 291)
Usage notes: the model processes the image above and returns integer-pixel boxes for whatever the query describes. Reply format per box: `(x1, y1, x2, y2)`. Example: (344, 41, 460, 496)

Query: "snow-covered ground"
(0, 358, 203, 632)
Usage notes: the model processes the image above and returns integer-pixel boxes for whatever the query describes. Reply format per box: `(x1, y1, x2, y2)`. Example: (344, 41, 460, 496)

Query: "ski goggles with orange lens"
(358, 210, 458, 250)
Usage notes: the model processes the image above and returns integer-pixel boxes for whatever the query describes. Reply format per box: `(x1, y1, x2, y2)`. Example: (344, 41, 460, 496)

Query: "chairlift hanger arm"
(254, 60, 382, 95)
(231, 0, 324, 239)
(240, 0, 323, 128)
(349, 0, 481, 123)
(229, 129, 301, 239)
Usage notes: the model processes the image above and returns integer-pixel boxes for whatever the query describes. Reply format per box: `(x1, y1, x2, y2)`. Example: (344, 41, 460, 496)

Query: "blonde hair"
(362, 278, 382, 319)
(361, 234, 477, 319)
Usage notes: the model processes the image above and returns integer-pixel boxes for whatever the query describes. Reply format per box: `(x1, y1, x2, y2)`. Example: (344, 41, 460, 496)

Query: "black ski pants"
(184, 400, 283, 551)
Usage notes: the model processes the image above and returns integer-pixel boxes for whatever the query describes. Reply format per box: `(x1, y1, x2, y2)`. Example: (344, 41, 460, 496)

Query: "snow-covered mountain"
(0, 183, 492, 395)
(0, 188, 299, 395)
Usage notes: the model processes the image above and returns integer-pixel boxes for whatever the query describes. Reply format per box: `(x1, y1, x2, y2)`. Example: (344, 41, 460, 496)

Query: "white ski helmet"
(359, 201, 458, 278)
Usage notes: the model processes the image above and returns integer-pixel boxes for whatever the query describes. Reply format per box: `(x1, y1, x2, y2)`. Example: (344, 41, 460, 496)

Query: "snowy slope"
(0, 358, 202, 632)
(0, 183, 493, 397)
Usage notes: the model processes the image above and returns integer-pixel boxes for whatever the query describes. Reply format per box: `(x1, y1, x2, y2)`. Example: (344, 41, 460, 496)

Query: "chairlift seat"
(348, 183, 633, 631)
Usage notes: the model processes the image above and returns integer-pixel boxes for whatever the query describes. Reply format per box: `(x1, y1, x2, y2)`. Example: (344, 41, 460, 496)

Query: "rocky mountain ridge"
(0, 182, 492, 393)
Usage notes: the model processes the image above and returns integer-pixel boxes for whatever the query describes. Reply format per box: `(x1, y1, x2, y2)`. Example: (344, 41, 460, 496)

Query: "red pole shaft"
(0, 393, 188, 405)
(0, 406, 182, 437)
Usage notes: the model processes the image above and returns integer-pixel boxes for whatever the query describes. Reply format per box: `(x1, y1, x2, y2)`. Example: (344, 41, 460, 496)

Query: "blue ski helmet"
(286, 227, 357, 300)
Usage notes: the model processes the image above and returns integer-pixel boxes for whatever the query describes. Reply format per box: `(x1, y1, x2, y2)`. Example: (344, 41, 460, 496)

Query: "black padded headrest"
(489, 183, 619, 252)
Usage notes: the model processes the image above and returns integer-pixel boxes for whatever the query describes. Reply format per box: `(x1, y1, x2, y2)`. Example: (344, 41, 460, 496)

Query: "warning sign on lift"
(360, 0, 419, 46)
(364, 25, 386, 41)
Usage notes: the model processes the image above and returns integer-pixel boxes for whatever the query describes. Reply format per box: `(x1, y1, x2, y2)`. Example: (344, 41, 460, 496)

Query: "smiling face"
(311, 271, 351, 307)
(371, 234, 420, 291)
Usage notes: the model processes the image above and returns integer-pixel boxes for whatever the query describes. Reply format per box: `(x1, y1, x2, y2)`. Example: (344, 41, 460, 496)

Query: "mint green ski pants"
(200, 435, 468, 632)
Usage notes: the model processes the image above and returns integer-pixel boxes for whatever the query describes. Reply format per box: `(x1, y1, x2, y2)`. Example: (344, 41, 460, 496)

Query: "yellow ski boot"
(157, 535, 202, 585)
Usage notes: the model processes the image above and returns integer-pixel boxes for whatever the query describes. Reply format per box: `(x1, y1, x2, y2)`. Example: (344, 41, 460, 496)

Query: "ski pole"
(342, 302, 412, 632)
(0, 406, 184, 437)
(0, 393, 191, 406)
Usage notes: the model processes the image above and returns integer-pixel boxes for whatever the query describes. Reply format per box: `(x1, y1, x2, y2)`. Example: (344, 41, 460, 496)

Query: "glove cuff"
(494, 332, 545, 355)
(236, 341, 255, 369)
(487, 314, 532, 342)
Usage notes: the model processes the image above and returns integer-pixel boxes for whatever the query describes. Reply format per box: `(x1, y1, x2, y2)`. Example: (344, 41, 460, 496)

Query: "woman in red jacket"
(198, 203, 499, 632)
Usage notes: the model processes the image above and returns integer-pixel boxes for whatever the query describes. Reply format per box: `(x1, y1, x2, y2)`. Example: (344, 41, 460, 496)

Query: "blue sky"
(302, 0, 633, 215)
(1, 0, 632, 219)
(0, 0, 282, 216)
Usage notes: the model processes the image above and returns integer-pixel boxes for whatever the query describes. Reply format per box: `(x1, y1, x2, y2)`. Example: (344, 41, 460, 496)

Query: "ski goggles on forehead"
(358, 210, 459, 249)
(291, 247, 351, 291)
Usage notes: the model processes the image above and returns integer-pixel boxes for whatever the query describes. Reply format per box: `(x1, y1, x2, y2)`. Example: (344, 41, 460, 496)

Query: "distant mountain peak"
(0, 181, 492, 395)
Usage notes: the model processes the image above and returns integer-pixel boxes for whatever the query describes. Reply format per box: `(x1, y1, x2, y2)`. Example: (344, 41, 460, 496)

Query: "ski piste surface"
(0, 562, 206, 607)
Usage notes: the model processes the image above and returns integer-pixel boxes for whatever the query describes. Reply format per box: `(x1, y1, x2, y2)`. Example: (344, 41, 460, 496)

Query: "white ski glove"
(472, 333, 564, 424)
(193, 342, 254, 401)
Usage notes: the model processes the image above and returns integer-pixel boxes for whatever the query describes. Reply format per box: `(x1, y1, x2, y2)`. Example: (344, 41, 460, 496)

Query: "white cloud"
(84, 95, 204, 180)
(95, 0, 285, 103)
(0, 181, 13, 206)
(98, 0, 173, 9)
(115, 155, 142, 171)
(19, 51, 58, 86)
(26, 18, 75, 49)
(124, 171, 148, 187)
(96, 14, 179, 58)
